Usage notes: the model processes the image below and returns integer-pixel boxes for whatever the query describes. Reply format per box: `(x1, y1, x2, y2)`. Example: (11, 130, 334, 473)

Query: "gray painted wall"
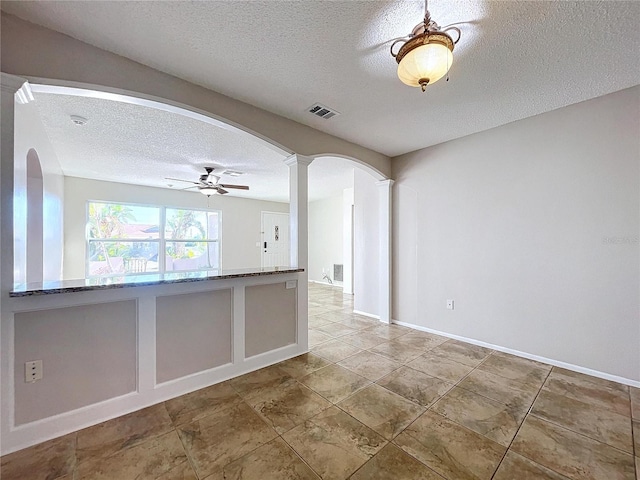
(392, 86, 640, 381)
(14, 300, 137, 424)
(156, 289, 232, 383)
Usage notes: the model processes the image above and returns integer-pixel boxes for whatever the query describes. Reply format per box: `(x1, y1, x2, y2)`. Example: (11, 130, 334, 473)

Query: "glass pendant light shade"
(199, 186, 217, 196)
(397, 37, 453, 88)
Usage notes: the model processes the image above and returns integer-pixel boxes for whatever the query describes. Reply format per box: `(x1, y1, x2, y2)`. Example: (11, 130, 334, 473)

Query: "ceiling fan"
(165, 167, 250, 196)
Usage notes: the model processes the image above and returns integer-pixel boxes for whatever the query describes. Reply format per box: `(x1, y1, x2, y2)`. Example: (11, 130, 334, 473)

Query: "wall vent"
(307, 103, 340, 120)
(333, 264, 344, 282)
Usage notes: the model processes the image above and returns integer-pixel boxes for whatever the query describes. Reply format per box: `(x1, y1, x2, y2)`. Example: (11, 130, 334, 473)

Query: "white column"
(0, 74, 26, 295)
(284, 154, 313, 351)
(1, 73, 28, 457)
(376, 179, 394, 324)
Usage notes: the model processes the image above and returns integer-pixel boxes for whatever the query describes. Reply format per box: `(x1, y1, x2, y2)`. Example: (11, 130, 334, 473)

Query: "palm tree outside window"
(87, 202, 220, 277)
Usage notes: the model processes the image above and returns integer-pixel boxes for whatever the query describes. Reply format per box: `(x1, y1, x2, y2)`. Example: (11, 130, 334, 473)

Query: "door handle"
(264, 241, 267, 249)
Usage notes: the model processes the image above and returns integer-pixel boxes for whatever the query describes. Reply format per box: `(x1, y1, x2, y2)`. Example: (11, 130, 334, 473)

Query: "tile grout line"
(488, 366, 556, 480)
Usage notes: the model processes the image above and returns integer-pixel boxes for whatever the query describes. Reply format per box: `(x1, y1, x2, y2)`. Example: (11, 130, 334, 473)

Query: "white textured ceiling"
(32, 92, 354, 203)
(3, 1, 639, 157)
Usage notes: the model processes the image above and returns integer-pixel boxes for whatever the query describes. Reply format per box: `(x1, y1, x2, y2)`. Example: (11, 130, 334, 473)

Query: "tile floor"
(2, 282, 639, 479)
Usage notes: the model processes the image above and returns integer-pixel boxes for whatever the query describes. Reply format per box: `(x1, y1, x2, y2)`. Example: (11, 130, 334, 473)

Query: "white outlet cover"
(446, 299, 454, 310)
(25, 360, 43, 383)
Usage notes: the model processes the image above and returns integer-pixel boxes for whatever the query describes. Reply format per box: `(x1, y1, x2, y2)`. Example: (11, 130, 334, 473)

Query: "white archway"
(307, 153, 393, 323)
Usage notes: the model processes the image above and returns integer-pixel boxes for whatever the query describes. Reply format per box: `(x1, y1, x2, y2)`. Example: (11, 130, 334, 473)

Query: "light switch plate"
(286, 280, 297, 289)
(446, 299, 454, 310)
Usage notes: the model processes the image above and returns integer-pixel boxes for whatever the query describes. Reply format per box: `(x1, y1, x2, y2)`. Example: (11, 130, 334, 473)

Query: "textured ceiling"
(32, 92, 354, 203)
(3, 1, 639, 157)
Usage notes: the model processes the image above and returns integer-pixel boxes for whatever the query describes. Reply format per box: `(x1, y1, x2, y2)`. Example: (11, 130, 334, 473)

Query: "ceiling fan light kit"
(165, 167, 250, 197)
(391, 0, 461, 91)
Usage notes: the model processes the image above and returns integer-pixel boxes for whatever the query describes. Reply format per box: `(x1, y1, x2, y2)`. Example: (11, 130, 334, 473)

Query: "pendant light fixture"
(391, 0, 461, 91)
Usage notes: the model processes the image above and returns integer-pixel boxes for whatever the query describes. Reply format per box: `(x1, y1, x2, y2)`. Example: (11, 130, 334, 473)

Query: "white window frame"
(86, 201, 222, 278)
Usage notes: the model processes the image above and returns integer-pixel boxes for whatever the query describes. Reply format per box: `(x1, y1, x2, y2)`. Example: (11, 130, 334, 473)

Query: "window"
(87, 202, 220, 277)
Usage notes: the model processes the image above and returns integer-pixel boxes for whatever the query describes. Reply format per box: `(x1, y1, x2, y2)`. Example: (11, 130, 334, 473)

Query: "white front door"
(261, 212, 290, 268)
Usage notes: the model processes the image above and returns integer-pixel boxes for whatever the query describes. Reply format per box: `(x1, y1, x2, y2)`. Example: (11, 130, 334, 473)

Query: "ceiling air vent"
(307, 103, 340, 120)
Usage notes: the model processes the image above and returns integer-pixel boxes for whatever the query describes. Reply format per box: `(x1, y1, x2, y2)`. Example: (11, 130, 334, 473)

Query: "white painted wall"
(354, 168, 380, 317)
(63, 177, 288, 279)
(14, 99, 64, 284)
(343, 187, 354, 295)
(392, 86, 640, 382)
(308, 194, 344, 285)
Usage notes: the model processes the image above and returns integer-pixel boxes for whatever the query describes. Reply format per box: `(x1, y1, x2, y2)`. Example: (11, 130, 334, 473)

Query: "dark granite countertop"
(10, 267, 304, 297)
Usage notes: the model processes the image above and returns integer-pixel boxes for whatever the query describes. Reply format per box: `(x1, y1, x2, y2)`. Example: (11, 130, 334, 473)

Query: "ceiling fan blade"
(218, 184, 249, 190)
(216, 187, 229, 195)
(180, 185, 198, 190)
(165, 177, 200, 184)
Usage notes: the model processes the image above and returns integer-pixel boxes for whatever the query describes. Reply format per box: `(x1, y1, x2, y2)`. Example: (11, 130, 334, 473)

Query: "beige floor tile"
(532, 389, 633, 453)
(308, 329, 334, 347)
(332, 315, 378, 330)
(338, 350, 401, 381)
(311, 339, 362, 363)
(551, 367, 629, 394)
(76, 403, 173, 464)
(369, 340, 426, 364)
(338, 384, 424, 439)
(635, 456, 639, 480)
(164, 381, 242, 426)
(392, 331, 449, 350)
(362, 323, 411, 340)
(395, 411, 506, 480)
(493, 451, 569, 480)
(340, 331, 388, 349)
(430, 340, 493, 367)
(228, 364, 292, 398)
(511, 415, 635, 480)
(308, 306, 328, 316)
(431, 387, 528, 447)
(245, 379, 331, 434)
(312, 310, 354, 323)
(177, 402, 277, 478)
(299, 364, 370, 403)
(308, 315, 335, 328)
(377, 365, 454, 407)
(314, 322, 359, 338)
(221, 437, 319, 480)
(457, 368, 539, 412)
(477, 352, 550, 389)
(544, 368, 631, 418)
(77, 430, 192, 480)
(350, 443, 442, 480)
(631, 387, 640, 419)
(633, 420, 639, 455)
(282, 406, 386, 480)
(277, 353, 332, 379)
(156, 462, 198, 479)
(0, 433, 76, 480)
(407, 352, 474, 383)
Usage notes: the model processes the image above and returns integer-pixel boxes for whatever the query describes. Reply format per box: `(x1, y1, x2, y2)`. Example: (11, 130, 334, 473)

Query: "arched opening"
(307, 154, 392, 326)
(26, 148, 44, 283)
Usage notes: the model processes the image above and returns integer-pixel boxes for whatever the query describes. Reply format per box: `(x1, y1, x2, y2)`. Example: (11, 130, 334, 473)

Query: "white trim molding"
(375, 179, 394, 324)
(392, 319, 640, 388)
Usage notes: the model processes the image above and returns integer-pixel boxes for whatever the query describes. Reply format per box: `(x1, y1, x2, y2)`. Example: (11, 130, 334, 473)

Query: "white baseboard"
(308, 280, 340, 288)
(353, 309, 380, 320)
(392, 319, 640, 389)
(2, 343, 306, 456)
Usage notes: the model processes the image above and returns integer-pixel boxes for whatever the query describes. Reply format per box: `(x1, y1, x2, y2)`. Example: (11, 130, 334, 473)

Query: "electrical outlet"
(286, 280, 297, 289)
(446, 299, 454, 310)
(25, 360, 43, 383)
